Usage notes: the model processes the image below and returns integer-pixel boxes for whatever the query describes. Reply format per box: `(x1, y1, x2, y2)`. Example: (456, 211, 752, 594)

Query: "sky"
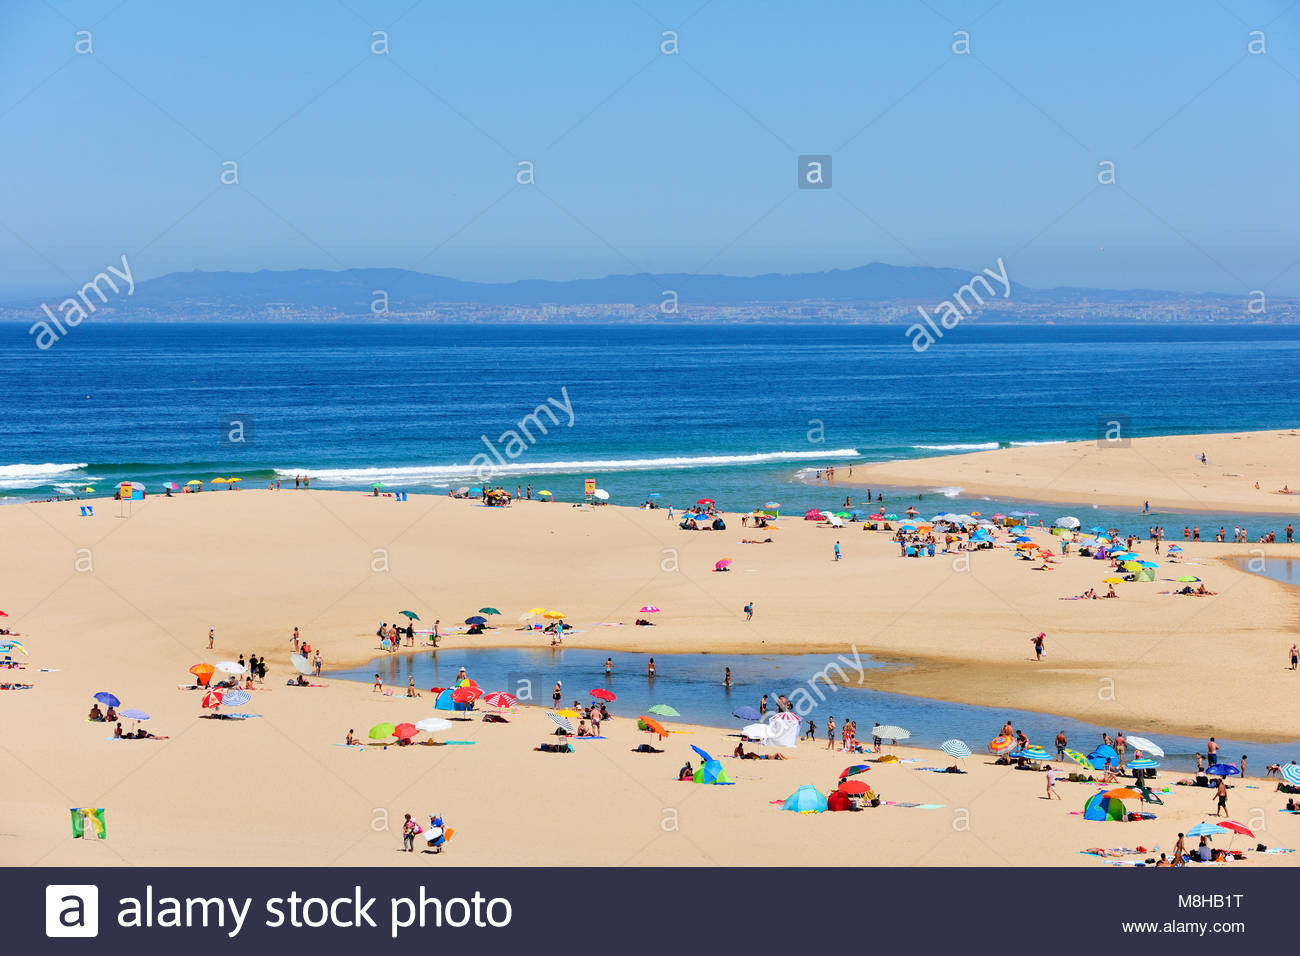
(1, 0, 1298, 298)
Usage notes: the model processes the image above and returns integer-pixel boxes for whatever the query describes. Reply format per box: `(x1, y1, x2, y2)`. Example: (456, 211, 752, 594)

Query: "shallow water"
(334, 646, 1300, 773)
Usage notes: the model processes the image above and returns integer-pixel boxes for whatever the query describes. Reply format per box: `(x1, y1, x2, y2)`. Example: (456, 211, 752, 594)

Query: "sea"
(4, 321, 1300, 536)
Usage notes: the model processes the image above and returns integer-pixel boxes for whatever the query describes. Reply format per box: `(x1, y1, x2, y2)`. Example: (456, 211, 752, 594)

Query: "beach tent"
(693, 759, 734, 785)
(433, 688, 473, 712)
(1087, 745, 1118, 770)
(1134, 568, 1156, 583)
(781, 785, 828, 814)
(1083, 792, 1127, 821)
(804, 509, 824, 521)
(766, 711, 801, 748)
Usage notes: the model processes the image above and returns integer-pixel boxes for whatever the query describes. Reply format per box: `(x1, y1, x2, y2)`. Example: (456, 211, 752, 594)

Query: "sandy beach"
(3, 472, 1300, 867)
(840, 429, 1300, 515)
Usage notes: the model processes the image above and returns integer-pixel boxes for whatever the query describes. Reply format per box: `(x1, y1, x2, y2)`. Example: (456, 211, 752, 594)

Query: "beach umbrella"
(464, 615, 488, 626)
(415, 717, 453, 732)
(81, 486, 95, 493)
(641, 716, 668, 739)
(527, 607, 550, 615)
(201, 688, 226, 709)
(215, 661, 246, 675)
(1186, 822, 1228, 838)
(1064, 749, 1090, 770)
(211, 477, 229, 484)
(593, 489, 610, 501)
(120, 708, 149, 721)
(554, 708, 580, 718)
(543, 611, 566, 620)
(989, 734, 1016, 754)
(1206, 763, 1240, 777)
(1127, 758, 1160, 770)
(1124, 735, 1164, 757)
(647, 704, 680, 717)
(741, 723, 771, 740)
(764, 501, 780, 509)
(546, 712, 575, 734)
(290, 654, 313, 676)
(839, 765, 870, 780)
(393, 722, 418, 740)
(690, 744, 713, 763)
(1137, 561, 1159, 569)
(732, 706, 760, 721)
(188, 663, 215, 686)
(1175, 575, 1201, 583)
(1083, 792, 1127, 821)
(838, 780, 869, 795)
(589, 688, 617, 702)
(872, 725, 910, 741)
(222, 689, 252, 707)
(93, 692, 121, 708)
(163, 482, 179, 491)
(1281, 764, 1300, 785)
(697, 499, 715, 506)
(1054, 517, 1080, 529)
(714, 559, 733, 571)
(368, 722, 396, 740)
(1103, 577, 1123, 584)
(450, 686, 481, 705)
(399, 610, 420, 620)
(781, 785, 828, 814)
(1017, 745, 1052, 761)
(1103, 787, 1143, 800)
(537, 490, 552, 498)
(481, 692, 516, 710)
(1217, 820, 1253, 837)
(639, 606, 661, 613)
(185, 479, 202, 486)
(941, 739, 972, 760)
(478, 608, 500, 615)
(0, 639, 26, 656)
(884, 513, 899, 520)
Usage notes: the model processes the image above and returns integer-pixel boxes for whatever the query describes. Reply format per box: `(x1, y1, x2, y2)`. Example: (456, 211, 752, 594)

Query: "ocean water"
(3, 322, 1300, 533)
(332, 646, 1300, 770)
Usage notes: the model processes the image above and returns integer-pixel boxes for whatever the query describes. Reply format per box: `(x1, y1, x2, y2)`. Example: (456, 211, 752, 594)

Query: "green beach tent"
(693, 760, 734, 785)
(1135, 568, 1155, 583)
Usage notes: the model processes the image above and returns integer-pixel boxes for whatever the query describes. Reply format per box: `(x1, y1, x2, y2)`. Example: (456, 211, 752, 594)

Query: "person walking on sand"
(805, 718, 816, 741)
(826, 716, 835, 750)
(1290, 643, 1298, 671)
(834, 540, 841, 561)
(1030, 632, 1045, 661)
(1213, 777, 1228, 817)
(402, 813, 419, 852)
(208, 628, 215, 650)
(313, 649, 322, 676)
(744, 601, 753, 621)
(291, 627, 300, 652)
(1173, 832, 1187, 867)
(1045, 764, 1060, 799)
(373, 673, 382, 693)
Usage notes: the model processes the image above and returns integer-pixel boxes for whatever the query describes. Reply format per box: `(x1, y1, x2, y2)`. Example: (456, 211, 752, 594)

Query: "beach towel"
(334, 744, 366, 750)
(1264, 847, 1295, 853)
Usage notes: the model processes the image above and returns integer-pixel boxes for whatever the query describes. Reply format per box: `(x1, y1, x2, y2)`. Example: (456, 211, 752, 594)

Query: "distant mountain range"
(5, 262, 1288, 323)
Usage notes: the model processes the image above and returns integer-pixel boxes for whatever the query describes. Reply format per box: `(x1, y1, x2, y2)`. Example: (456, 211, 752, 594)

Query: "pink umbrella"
(639, 606, 660, 613)
(714, 559, 733, 571)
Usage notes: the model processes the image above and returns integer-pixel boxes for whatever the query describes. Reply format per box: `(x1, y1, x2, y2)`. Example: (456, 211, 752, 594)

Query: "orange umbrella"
(640, 715, 667, 739)
(189, 663, 215, 687)
(989, 734, 1015, 754)
(1103, 787, 1143, 800)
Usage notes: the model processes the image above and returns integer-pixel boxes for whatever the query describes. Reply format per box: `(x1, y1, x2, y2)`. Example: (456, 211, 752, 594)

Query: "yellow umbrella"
(228, 476, 241, 483)
(543, 611, 566, 619)
(185, 480, 203, 486)
(556, 708, 580, 718)
(1103, 576, 1123, 584)
(528, 607, 550, 615)
(211, 477, 229, 484)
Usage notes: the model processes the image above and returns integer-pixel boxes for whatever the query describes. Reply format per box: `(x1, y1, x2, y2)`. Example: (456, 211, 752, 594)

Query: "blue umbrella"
(691, 744, 713, 763)
(1089, 526, 1105, 533)
(647, 493, 662, 498)
(1016, 746, 1052, 761)
(1186, 822, 1228, 838)
(1137, 561, 1159, 569)
(222, 689, 252, 707)
(941, 739, 972, 759)
(1282, 764, 1300, 786)
(94, 692, 120, 708)
(464, 615, 488, 625)
(1206, 763, 1240, 777)
(119, 708, 150, 720)
(781, 785, 828, 814)
(732, 706, 760, 721)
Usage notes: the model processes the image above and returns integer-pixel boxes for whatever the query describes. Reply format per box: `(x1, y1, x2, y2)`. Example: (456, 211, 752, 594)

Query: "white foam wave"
(0, 462, 90, 489)
(912, 443, 998, 451)
(276, 449, 861, 486)
(1009, 439, 1070, 447)
(933, 486, 965, 497)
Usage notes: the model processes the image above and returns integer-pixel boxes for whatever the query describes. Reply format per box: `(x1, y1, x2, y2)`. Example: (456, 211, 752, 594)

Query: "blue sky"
(2, 0, 1298, 297)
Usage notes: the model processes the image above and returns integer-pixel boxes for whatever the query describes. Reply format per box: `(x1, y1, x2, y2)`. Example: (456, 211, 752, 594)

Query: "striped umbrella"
(872, 725, 910, 741)
(481, 691, 517, 710)
(1064, 749, 1091, 770)
(1127, 758, 1160, 770)
(1124, 735, 1164, 758)
(839, 764, 870, 780)
(201, 688, 226, 709)
(941, 739, 972, 760)
(546, 712, 575, 734)
(1186, 822, 1228, 838)
(989, 734, 1016, 754)
(1017, 746, 1052, 761)
(222, 689, 252, 707)
(1281, 764, 1300, 786)
(647, 704, 679, 717)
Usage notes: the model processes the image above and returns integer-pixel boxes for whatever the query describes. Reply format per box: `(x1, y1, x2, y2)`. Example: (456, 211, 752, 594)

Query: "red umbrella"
(201, 688, 226, 709)
(393, 722, 418, 740)
(839, 764, 870, 779)
(697, 498, 714, 506)
(482, 691, 517, 710)
(0, 610, 8, 617)
(589, 688, 617, 702)
(1218, 820, 1253, 836)
(451, 686, 482, 704)
(837, 780, 869, 795)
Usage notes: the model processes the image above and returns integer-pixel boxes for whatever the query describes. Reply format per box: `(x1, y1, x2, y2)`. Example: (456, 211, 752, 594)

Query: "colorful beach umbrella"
(222, 689, 252, 707)
(589, 688, 617, 702)
(989, 734, 1016, 754)
(0, 640, 26, 656)
(714, 559, 733, 570)
(1175, 575, 1201, 583)
(399, 610, 420, 620)
(839, 764, 870, 780)
(872, 725, 910, 741)
(542, 611, 566, 619)
(639, 606, 661, 613)
(647, 703, 679, 717)
(1127, 758, 1160, 770)
(640, 716, 668, 739)
(450, 686, 482, 705)
(546, 712, 574, 734)
(368, 722, 396, 740)
(1017, 745, 1052, 761)
(119, 708, 149, 720)
(201, 688, 226, 709)
(481, 691, 517, 710)
(464, 616, 487, 626)
(93, 692, 121, 707)
(478, 608, 500, 615)
(1218, 820, 1253, 837)
(1103, 787, 1143, 800)
(393, 722, 418, 740)
(838, 780, 869, 795)
(1064, 749, 1091, 770)
(1281, 764, 1300, 785)
(1186, 822, 1228, 838)
(1206, 763, 1240, 777)
(188, 663, 215, 686)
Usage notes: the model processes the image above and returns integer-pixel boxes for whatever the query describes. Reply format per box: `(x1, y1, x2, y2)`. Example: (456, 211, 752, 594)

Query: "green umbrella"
(1176, 575, 1201, 583)
(399, 610, 420, 620)
(648, 704, 680, 717)
(479, 607, 501, 615)
(368, 722, 396, 740)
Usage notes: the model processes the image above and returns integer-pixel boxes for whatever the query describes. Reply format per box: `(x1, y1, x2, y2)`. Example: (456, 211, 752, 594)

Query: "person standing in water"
(604, 657, 614, 677)
(724, 667, 731, 688)
(647, 658, 656, 679)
